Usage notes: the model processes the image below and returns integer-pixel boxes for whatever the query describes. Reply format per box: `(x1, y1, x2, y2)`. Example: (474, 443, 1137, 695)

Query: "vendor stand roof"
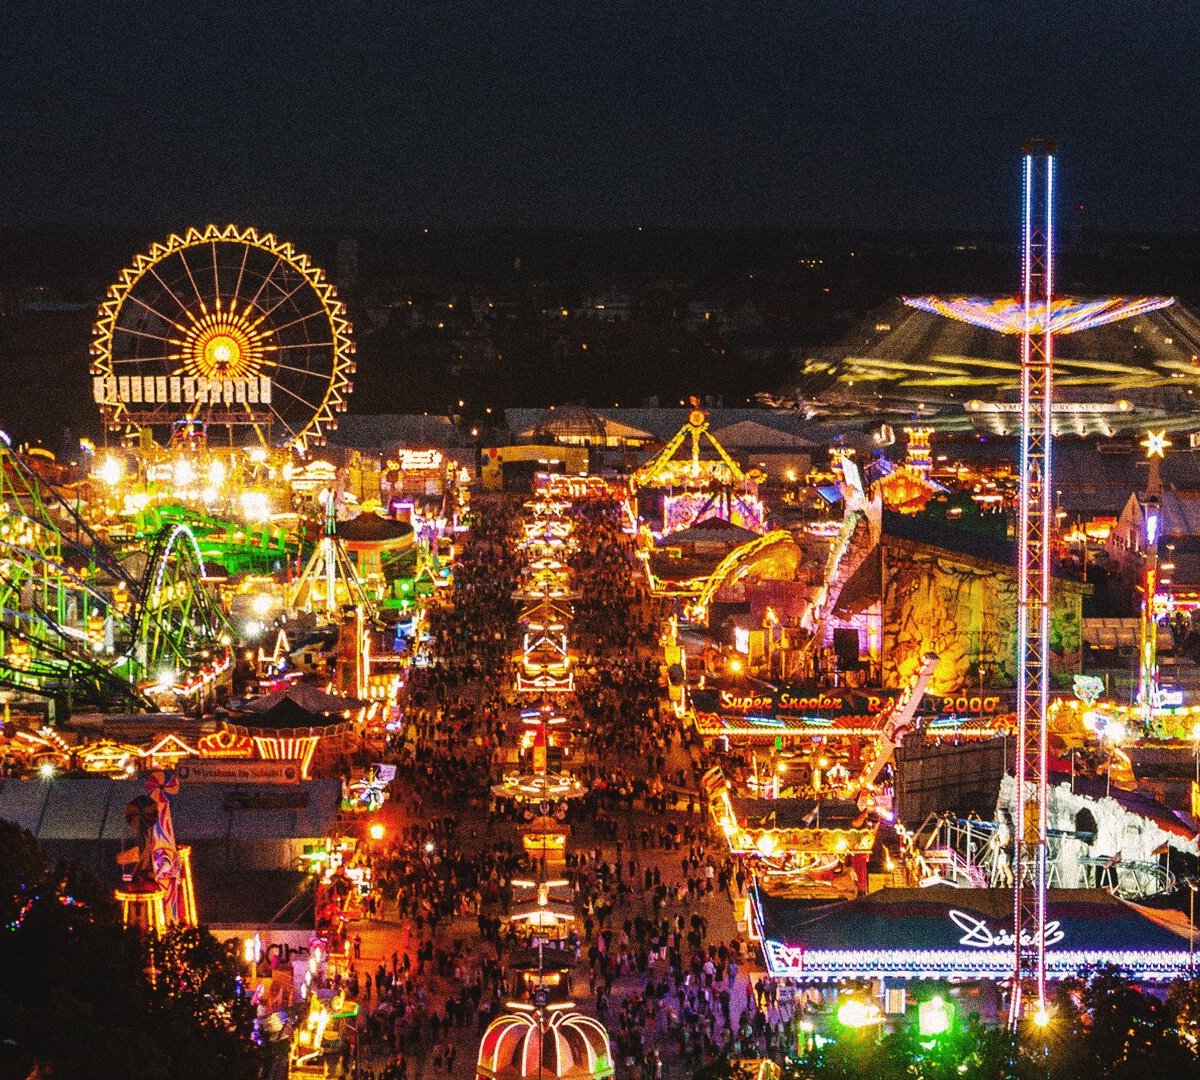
(753, 884, 1195, 983)
(234, 681, 363, 720)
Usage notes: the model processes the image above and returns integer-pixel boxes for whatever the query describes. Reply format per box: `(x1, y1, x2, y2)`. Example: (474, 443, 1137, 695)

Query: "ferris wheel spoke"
(270, 378, 322, 412)
(125, 292, 190, 334)
(253, 279, 314, 327)
(146, 266, 197, 324)
(211, 242, 221, 312)
(263, 400, 298, 440)
(112, 324, 184, 346)
(267, 308, 328, 334)
(244, 256, 285, 317)
(230, 241, 251, 315)
(263, 360, 333, 380)
(261, 341, 336, 353)
(176, 246, 209, 315)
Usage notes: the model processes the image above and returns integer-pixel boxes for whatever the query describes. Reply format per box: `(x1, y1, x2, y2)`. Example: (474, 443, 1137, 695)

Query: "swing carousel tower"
(903, 141, 1173, 1026)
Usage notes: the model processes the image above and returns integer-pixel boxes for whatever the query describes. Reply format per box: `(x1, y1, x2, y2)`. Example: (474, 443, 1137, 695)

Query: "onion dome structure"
(477, 1004, 613, 1080)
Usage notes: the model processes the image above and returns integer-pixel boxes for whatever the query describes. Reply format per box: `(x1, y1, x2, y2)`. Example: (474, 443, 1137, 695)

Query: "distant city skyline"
(3, 2, 1199, 232)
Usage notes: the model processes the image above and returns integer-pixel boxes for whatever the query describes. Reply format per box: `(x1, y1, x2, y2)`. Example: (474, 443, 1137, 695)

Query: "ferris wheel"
(91, 225, 355, 451)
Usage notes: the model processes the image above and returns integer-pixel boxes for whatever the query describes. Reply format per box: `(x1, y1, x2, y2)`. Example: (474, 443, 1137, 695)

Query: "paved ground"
(345, 765, 759, 1080)
(318, 506, 764, 1080)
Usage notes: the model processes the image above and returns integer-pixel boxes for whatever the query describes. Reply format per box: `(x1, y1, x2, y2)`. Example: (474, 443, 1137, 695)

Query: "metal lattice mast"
(900, 146, 1174, 1026)
(1010, 138, 1055, 1030)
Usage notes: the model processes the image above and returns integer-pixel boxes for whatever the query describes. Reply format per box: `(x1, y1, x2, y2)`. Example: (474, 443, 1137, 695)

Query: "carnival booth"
(752, 883, 1195, 984)
(224, 682, 362, 779)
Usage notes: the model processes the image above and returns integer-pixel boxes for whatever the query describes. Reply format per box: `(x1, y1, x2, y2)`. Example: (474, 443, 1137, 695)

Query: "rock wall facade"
(881, 536, 1083, 694)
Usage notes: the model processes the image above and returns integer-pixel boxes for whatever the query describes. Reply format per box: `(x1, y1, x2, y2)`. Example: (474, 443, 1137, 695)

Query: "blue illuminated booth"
(753, 884, 1194, 984)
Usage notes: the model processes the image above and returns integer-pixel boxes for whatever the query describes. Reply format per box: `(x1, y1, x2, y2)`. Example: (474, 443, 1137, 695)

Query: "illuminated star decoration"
(1141, 431, 1171, 459)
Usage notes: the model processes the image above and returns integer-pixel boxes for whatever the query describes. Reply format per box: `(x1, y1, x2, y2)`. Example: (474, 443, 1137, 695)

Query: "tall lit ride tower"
(904, 141, 1172, 1027)
(1013, 140, 1055, 1027)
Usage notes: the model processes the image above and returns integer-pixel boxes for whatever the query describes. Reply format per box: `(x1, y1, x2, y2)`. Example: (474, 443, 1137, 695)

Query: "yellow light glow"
(97, 455, 124, 486)
(186, 316, 259, 379)
(1032, 1006, 1051, 1029)
(368, 823, 385, 841)
(755, 834, 777, 857)
(206, 335, 240, 368)
(240, 490, 271, 521)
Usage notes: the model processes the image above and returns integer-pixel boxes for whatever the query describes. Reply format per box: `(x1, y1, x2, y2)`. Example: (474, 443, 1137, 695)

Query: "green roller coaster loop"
(135, 522, 233, 688)
(0, 438, 230, 710)
(129, 502, 295, 576)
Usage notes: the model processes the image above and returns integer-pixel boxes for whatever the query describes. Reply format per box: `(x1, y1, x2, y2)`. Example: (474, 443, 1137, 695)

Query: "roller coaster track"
(0, 441, 228, 707)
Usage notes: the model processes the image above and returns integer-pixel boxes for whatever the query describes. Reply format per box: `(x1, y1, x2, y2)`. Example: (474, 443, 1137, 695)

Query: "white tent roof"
(711, 419, 816, 449)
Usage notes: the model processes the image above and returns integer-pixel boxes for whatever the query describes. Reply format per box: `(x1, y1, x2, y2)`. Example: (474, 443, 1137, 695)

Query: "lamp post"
(1187, 879, 1198, 973)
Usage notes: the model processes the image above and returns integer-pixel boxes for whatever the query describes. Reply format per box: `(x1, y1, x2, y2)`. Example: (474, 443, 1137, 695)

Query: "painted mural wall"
(881, 537, 1083, 694)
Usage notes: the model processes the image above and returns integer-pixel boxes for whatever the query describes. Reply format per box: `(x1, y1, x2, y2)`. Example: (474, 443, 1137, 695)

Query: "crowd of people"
(337, 492, 766, 1080)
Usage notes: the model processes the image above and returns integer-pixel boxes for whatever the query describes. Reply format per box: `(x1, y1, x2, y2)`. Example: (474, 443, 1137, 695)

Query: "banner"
(691, 684, 1015, 723)
(177, 759, 300, 784)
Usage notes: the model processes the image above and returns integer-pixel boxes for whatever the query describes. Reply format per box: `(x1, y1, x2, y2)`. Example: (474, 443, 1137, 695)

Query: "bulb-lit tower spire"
(902, 143, 1174, 1030)
(1011, 137, 1055, 1027)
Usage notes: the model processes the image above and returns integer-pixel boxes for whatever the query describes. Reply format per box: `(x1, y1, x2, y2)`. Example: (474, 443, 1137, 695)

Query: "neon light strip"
(761, 939, 1193, 982)
(251, 734, 319, 778)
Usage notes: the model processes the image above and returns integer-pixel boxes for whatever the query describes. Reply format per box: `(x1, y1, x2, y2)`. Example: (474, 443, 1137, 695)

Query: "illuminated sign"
(533, 474, 618, 500)
(695, 685, 1011, 722)
(964, 400, 1132, 415)
(949, 910, 1064, 949)
(178, 759, 299, 784)
(94, 375, 272, 405)
(396, 449, 444, 472)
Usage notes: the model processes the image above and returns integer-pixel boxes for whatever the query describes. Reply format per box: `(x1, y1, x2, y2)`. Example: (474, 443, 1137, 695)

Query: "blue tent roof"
(757, 885, 1190, 955)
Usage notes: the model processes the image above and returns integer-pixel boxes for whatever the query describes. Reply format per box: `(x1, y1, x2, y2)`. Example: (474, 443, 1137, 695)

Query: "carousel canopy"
(225, 683, 361, 738)
(478, 1006, 613, 1080)
(336, 513, 414, 546)
(656, 518, 760, 548)
(239, 682, 363, 717)
(229, 696, 350, 732)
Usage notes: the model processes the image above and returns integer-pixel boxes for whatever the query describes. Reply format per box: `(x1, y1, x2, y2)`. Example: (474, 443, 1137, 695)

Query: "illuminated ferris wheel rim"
(90, 224, 354, 451)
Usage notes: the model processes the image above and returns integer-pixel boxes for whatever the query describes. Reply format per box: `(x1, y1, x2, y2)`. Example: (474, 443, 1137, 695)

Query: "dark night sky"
(3, 0, 1199, 232)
